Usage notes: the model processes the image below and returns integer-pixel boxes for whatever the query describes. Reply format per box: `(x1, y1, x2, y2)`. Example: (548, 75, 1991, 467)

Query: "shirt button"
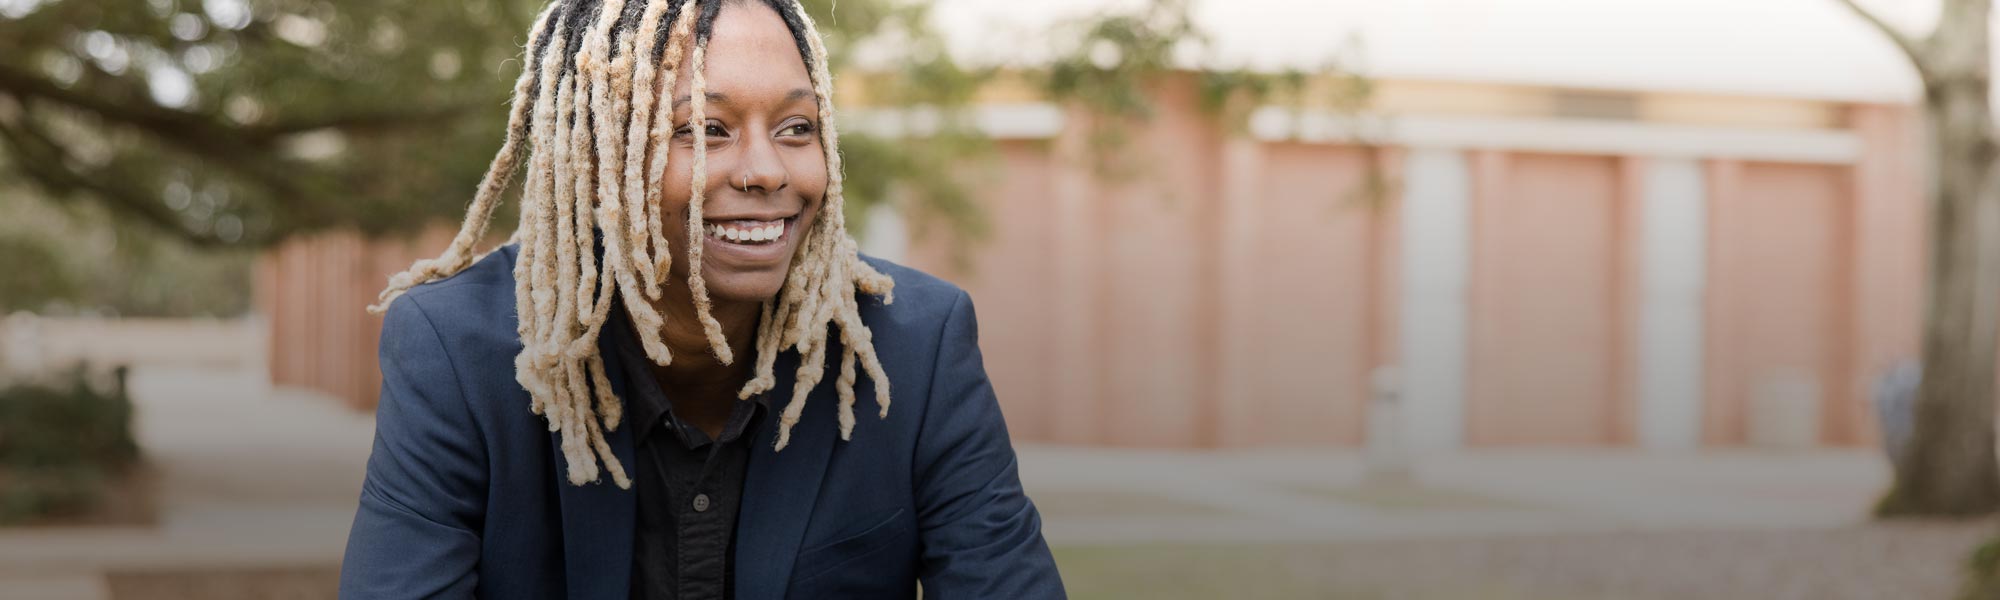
(692, 493, 711, 513)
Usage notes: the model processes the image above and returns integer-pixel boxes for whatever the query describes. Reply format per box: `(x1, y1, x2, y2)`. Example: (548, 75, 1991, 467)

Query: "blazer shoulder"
(387, 244, 521, 336)
(377, 245, 524, 408)
(855, 254, 968, 337)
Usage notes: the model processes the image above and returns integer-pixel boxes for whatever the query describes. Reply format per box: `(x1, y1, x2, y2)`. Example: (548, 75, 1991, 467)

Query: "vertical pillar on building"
(1050, 107, 1102, 444)
(1213, 138, 1264, 446)
(859, 201, 911, 264)
(1398, 148, 1471, 452)
(1635, 158, 1709, 450)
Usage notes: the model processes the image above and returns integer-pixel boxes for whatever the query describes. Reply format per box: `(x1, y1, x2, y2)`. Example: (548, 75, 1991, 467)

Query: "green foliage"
(1963, 535, 2000, 600)
(1045, 0, 1196, 120)
(0, 0, 539, 247)
(0, 0, 999, 247)
(1210, 51, 1398, 214)
(1041, 0, 1391, 212)
(1195, 48, 1374, 135)
(0, 180, 251, 317)
(796, 0, 996, 259)
(1042, 0, 1198, 177)
(0, 235, 79, 312)
(0, 365, 140, 524)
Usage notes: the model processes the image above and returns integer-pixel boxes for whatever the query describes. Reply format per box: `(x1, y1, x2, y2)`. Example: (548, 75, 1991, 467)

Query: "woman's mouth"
(704, 216, 793, 247)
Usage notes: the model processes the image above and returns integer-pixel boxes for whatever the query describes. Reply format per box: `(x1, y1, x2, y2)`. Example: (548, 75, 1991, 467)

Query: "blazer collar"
(735, 346, 840, 600)
(551, 328, 640, 600)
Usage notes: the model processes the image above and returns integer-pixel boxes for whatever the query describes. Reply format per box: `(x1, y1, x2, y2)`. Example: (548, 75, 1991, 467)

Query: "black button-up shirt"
(609, 314, 768, 600)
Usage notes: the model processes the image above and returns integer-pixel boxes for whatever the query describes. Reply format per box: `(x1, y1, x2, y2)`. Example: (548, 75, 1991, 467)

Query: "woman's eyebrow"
(673, 92, 726, 106)
(673, 88, 816, 107)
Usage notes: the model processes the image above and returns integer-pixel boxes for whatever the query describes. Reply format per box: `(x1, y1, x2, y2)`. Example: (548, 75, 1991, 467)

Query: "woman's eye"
(783, 122, 816, 136)
(674, 122, 728, 138)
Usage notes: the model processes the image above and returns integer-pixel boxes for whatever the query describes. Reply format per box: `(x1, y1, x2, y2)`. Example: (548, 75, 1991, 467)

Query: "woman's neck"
(646, 285, 761, 399)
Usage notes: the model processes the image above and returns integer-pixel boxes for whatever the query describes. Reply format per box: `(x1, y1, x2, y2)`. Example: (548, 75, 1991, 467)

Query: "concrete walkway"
(0, 365, 1942, 598)
(1019, 445, 1891, 545)
(0, 366, 369, 599)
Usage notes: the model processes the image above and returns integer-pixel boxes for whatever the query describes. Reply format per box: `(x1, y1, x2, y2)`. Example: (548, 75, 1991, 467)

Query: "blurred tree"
(0, 0, 991, 312)
(1042, 0, 1388, 208)
(794, 0, 995, 250)
(0, 236, 76, 313)
(1042, 0, 1200, 177)
(0, 181, 251, 317)
(1838, 0, 2000, 517)
(0, 0, 531, 247)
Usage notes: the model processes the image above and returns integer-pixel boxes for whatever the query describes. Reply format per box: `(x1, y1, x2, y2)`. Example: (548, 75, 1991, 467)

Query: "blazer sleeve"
(913, 290, 1067, 599)
(339, 295, 488, 599)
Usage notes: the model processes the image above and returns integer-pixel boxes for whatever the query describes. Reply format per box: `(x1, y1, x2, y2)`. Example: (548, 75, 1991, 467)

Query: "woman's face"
(657, 2, 826, 304)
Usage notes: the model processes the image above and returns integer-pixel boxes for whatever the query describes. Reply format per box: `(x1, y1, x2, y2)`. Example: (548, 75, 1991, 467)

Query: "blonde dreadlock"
(368, 0, 895, 488)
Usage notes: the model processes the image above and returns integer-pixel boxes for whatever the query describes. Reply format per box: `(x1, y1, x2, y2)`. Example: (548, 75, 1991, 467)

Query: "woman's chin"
(701, 270, 790, 305)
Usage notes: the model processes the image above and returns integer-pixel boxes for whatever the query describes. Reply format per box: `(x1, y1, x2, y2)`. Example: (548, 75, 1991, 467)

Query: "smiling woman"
(369, 0, 886, 487)
(340, 1, 1064, 598)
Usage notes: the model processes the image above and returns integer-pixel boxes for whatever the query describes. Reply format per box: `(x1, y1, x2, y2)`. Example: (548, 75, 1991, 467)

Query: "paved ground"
(1054, 522, 1996, 600)
(1020, 442, 1996, 599)
(0, 367, 368, 599)
(1019, 444, 1896, 545)
(0, 365, 1991, 599)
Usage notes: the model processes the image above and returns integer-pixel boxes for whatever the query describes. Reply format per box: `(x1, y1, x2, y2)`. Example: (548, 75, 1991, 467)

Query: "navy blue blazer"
(339, 244, 1064, 599)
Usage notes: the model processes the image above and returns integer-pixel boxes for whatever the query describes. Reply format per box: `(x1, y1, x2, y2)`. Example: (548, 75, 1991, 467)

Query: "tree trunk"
(1878, 0, 2000, 517)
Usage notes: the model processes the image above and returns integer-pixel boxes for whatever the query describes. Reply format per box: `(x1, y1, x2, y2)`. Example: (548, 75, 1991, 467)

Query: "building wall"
(1227, 143, 1382, 447)
(905, 83, 1399, 448)
(915, 142, 1063, 443)
(1704, 161, 1853, 446)
(256, 81, 1927, 450)
(258, 228, 455, 410)
(906, 91, 1923, 449)
(1464, 152, 1632, 446)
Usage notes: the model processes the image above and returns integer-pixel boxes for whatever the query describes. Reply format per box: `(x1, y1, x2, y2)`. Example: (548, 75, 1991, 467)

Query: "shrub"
(0, 365, 140, 524)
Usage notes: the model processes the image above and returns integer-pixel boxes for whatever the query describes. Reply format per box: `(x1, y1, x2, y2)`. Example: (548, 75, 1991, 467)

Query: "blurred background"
(2, 0, 1996, 598)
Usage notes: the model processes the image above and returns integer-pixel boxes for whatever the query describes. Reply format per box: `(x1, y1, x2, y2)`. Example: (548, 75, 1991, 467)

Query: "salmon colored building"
(260, 0, 1936, 451)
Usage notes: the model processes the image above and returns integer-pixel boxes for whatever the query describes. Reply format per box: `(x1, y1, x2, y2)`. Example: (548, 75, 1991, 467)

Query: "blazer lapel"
(553, 331, 638, 599)
(736, 348, 840, 600)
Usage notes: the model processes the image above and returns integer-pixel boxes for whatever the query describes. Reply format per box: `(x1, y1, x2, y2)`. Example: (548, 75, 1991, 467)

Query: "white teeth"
(706, 220, 785, 243)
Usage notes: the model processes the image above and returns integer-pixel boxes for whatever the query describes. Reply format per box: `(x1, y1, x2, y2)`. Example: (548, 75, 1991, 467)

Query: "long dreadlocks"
(367, 0, 896, 489)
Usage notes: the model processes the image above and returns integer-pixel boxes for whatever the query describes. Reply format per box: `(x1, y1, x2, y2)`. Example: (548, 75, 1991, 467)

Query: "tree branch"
(1835, 0, 1933, 74)
(0, 118, 239, 248)
(0, 62, 479, 211)
(241, 103, 477, 139)
(0, 63, 232, 142)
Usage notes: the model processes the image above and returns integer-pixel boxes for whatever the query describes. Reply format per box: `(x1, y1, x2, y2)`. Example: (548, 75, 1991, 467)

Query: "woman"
(337, 0, 1065, 598)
